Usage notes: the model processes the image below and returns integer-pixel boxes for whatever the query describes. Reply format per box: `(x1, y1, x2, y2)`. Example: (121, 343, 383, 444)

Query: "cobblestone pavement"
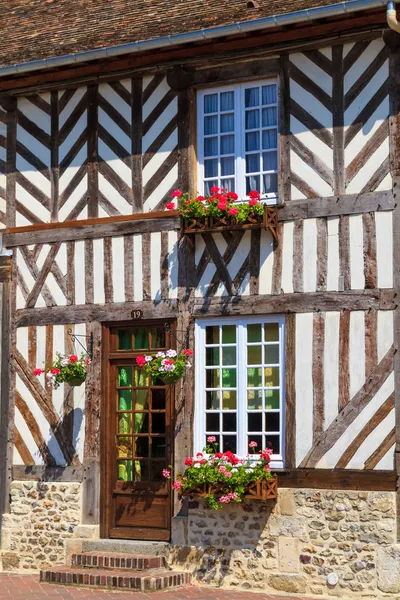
(0, 575, 328, 599)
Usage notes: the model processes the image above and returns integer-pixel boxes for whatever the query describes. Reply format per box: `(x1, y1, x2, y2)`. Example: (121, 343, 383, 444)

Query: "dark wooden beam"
(274, 468, 396, 491)
(0, 280, 12, 543)
(278, 190, 394, 221)
(12, 465, 84, 482)
(15, 299, 179, 327)
(194, 290, 396, 317)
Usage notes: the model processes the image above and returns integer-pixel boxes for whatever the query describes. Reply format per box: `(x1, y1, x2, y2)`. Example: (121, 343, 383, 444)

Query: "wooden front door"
(102, 322, 173, 541)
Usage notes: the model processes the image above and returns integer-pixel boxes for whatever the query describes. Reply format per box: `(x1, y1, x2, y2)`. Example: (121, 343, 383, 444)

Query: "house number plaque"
(131, 310, 144, 320)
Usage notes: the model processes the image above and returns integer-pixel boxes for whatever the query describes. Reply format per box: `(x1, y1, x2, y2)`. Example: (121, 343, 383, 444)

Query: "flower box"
(181, 205, 279, 243)
(180, 475, 278, 502)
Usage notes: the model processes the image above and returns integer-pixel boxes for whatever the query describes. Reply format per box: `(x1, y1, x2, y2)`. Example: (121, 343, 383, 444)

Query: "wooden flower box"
(181, 205, 279, 243)
(180, 475, 278, 502)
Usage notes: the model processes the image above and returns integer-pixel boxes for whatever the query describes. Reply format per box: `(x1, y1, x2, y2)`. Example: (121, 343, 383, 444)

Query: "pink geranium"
(228, 207, 238, 216)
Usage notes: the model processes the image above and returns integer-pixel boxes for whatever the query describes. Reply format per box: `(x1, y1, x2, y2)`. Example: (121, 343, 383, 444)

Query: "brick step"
(71, 552, 166, 571)
(40, 566, 191, 592)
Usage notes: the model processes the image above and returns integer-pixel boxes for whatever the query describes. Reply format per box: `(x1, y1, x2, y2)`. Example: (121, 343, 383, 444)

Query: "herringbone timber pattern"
(15, 93, 52, 226)
(142, 76, 179, 212)
(98, 80, 133, 216)
(58, 87, 89, 221)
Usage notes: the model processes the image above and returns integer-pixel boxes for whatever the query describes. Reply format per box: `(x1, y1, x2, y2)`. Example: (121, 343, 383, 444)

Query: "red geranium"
(214, 452, 223, 458)
(185, 457, 194, 466)
(69, 355, 78, 363)
(227, 192, 238, 200)
(172, 190, 182, 198)
(223, 450, 239, 465)
(217, 202, 227, 211)
(228, 207, 238, 216)
(166, 201, 175, 210)
(183, 349, 194, 356)
(50, 368, 61, 375)
(249, 190, 260, 200)
(136, 356, 146, 368)
(210, 186, 220, 194)
(33, 368, 45, 376)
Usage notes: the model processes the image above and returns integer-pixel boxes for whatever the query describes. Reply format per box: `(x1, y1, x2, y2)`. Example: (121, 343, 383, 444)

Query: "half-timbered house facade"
(0, 0, 400, 596)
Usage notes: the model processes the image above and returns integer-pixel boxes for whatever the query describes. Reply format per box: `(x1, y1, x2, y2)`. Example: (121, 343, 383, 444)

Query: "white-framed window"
(194, 316, 285, 469)
(197, 80, 279, 203)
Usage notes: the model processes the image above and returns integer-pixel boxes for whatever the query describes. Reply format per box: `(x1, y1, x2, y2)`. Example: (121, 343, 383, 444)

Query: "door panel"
(102, 322, 174, 541)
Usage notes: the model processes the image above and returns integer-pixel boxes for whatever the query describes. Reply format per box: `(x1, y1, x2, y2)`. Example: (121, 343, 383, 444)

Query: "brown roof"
(0, 0, 361, 68)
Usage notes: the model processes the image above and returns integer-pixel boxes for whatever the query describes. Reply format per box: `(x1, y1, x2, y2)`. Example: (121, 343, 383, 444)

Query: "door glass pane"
(248, 389, 263, 410)
(222, 390, 236, 410)
(118, 330, 132, 350)
(118, 367, 132, 388)
(152, 437, 166, 457)
(152, 413, 166, 434)
(134, 437, 149, 457)
(152, 461, 167, 482)
(134, 460, 149, 481)
(118, 460, 133, 481)
(117, 437, 132, 459)
(134, 369, 149, 387)
(152, 389, 165, 410)
(118, 390, 132, 411)
(206, 413, 220, 432)
(118, 413, 132, 434)
(248, 367, 262, 387)
(248, 413, 262, 432)
(222, 435, 236, 453)
(134, 413, 148, 434)
(135, 390, 149, 411)
(134, 328, 149, 349)
(223, 413, 236, 432)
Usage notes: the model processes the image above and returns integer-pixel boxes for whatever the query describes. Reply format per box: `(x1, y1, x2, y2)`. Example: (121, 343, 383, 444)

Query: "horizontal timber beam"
(15, 300, 179, 327)
(4, 212, 179, 247)
(12, 465, 84, 482)
(278, 190, 394, 221)
(274, 469, 396, 491)
(194, 290, 396, 316)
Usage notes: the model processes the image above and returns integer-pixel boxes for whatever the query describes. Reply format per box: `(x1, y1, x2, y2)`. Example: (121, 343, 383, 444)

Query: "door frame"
(100, 319, 175, 540)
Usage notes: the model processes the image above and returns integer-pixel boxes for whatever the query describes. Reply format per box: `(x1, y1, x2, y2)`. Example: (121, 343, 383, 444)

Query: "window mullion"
(237, 321, 245, 458)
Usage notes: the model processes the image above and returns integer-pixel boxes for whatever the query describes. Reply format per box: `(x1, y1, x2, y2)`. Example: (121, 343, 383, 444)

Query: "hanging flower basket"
(34, 352, 90, 389)
(136, 349, 193, 385)
(166, 187, 278, 242)
(163, 438, 277, 510)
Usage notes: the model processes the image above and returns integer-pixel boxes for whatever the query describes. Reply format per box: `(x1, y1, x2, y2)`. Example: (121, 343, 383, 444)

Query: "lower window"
(194, 317, 285, 469)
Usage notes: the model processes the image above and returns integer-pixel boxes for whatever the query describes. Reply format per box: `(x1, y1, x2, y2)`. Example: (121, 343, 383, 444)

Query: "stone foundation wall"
(0, 481, 82, 571)
(170, 488, 398, 597)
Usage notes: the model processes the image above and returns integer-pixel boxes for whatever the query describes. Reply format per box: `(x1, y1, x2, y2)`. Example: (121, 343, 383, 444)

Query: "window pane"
(220, 113, 234, 133)
(206, 347, 220, 366)
(205, 115, 218, 135)
(204, 94, 218, 113)
(246, 131, 260, 152)
(246, 175, 260, 195)
(150, 328, 165, 349)
(247, 345, 262, 365)
(222, 325, 236, 343)
(262, 129, 278, 150)
(118, 366, 132, 388)
(134, 328, 149, 349)
(207, 391, 220, 410)
(263, 173, 278, 194)
(221, 135, 234, 155)
(206, 369, 220, 388)
(265, 389, 280, 410)
(262, 107, 277, 127)
(206, 326, 219, 344)
(248, 389, 263, 410)
(246, 154, 260, 174)
(206, 435, 220, 451)
(134, 369, 149, 386)
(266, 435, 280, 454)
(221, 157, 235, 176)
(221, 178, 234, 192)
(223, 413, 236, 432)
(263, 151, 278, 172)
(222, 368, 236, 388)
(222, 347, 236, 365)
(265, 367, 279, 387)
(205, 159, 218, 178)
(118, 460, 133, 481)
(134, 413, 148, 434)
(134, 460, 149, 482)
(245, 109, 260, 129)
(265, 323, 279, 341)
(223, 435, 237, 453)
(262, 84, 277, 105)
(135, 390, 149, 411)
(245, 87, 260, 108)
(265, 413, 280, 432)
(248, 324, 261, 342)
(152, 437, 166, 457)
(118, 390, 132, 411)
(204, 137, 218, 157)
(248, 367, 262, 387)
(206, 413, 220, 432)
(151, 389, 165, 411)
(118, 330, 132, 350)
(222, 390, 237, 410)
(248, 413, 262, 432)
(248, 435, 262, 450)
(265, 345, 279, 364)
(221, 91, 234, 111)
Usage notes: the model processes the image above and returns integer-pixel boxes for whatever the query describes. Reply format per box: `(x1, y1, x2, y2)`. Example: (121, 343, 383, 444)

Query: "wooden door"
(102, 322, 174, 541)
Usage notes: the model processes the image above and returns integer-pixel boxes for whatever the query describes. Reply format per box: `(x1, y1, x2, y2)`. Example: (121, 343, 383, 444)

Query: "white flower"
(164, 363, 175, 372)
(166, 349, 177, 357)
(194, 463, 201, 468)
(231, 468, 238, 473)
(156, 352, 166, 358)
(159, 366, 165, 372)
(46, 372, 53, 378)
(61, 358, 69, 367)
(145, 356, 153, 362)
(245, 468, 253, 473)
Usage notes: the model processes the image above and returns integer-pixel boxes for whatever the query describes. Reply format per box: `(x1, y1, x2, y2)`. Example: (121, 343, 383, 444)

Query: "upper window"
(197, 80, 279, 203)
(194, 317, 285, 469)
